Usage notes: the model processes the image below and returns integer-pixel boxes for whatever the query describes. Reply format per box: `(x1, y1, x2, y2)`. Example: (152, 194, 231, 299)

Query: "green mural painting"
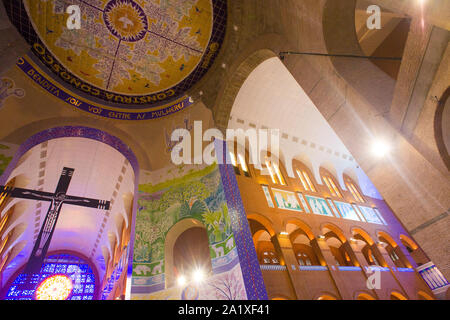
(133, 163, 235, 278)
(0, 144, 12, 176)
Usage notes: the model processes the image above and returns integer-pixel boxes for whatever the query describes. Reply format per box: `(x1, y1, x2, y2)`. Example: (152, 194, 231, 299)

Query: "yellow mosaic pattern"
(24, 0, 213, 96)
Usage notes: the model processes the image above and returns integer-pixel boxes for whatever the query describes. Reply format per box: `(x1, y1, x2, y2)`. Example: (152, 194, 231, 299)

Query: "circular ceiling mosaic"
(4, 0, 227, 108)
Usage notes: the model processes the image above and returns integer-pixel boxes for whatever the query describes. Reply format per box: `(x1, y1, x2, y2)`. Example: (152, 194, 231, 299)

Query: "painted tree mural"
(207, 266, 246, 300)
(134, 164, 233, 264)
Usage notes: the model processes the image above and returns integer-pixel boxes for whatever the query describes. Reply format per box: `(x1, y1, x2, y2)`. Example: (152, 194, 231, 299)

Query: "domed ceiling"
(3, 0, 227, 108)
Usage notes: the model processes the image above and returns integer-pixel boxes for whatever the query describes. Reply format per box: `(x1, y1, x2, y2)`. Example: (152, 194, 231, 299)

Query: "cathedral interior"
(0, 0, 448, 301)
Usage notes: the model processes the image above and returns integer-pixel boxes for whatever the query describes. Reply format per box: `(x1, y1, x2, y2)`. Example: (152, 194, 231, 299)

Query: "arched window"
(294, 245, 314, 266)
(256, 231, 280, 265)
(390, 292, 408, 300)
(344, 177, 365, 203)
(357, 293, 376, 300)
(261, 249, 280, 265)
(352, 229, 386, 267)
(317, 294, 337, 300)
(388, 250, 403, 267)
(323, 226, 358, 267)
(264, 157, 286, 186)
(173, 227, 212, 281)
(417, 291, 434, 300)
(363, 247, 381, 267)
(227, 140, 252, 177)
(322, 174, 342, 198)
(287, 222, 321, 267)
(378, 233, 412, 269)
(248, 218, 282, 266)
(295, 169, 316, 192)
(229, 149, 250, 177)
(400, 235, 428, 266)
(4, 253, 98, 300)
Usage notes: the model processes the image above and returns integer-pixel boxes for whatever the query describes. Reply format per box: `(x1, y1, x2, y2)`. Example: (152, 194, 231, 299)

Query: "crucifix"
(0, 167, 110, 276)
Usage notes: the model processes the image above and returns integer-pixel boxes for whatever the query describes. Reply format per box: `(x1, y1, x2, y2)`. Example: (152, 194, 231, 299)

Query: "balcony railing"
(260, 265, 287, 271)
(417, 262, 449, 292)
(364, 266, 390, 272)
(296, 265, 328, 271)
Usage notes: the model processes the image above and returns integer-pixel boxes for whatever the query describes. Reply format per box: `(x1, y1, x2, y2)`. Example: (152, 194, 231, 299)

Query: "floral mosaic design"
(133, 164, 233, 266)
(132, 163, 245, 298)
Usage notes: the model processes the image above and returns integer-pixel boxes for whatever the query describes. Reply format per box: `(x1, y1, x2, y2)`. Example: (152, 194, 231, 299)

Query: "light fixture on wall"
(349, 237, 358, 243)
(177, 275, 187, 287)
(192, 269, 205, 284)
(377, 241, 388, 248)
(280, 232, 289, 236)
(317, 235, 325, 240)
(371, 139, 391, 158)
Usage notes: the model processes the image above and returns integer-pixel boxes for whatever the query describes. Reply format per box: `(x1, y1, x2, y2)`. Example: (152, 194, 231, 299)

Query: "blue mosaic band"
(214, 139, 268, 300)
(15, 57, 193, 120)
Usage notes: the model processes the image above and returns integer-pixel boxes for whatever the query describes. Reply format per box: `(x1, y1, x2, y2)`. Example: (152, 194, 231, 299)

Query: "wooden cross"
(0, 167, 110, 275)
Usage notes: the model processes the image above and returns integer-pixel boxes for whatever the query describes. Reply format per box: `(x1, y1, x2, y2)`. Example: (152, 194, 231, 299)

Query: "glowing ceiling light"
(177, 275, 187, 287)
(35, 275, 73, 300)
(192, 269, 205, 284)
(371, 139, 391, 158)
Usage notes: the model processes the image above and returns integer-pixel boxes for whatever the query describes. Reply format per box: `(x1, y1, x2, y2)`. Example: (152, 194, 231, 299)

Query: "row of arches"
(229, 145, 368, 205)
(312, 290, 433, 301)
(164, 213, 436, 300)
(0, 175, 29, 282)
(248, 214, 423, 271)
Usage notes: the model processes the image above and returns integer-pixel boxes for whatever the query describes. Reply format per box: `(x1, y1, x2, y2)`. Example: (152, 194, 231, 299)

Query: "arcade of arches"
(0, 0, 449, 300)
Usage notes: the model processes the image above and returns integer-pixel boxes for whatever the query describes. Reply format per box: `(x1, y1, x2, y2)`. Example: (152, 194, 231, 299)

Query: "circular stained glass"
(4, 253, 97, 300)
(35, 275, 73, 300)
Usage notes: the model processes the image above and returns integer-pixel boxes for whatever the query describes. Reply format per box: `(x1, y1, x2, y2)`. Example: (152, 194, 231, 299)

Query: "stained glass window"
(347, 182, 365, 203)
(296, 169, 316, 192)
(323, 176, 342, 198)
(264, 159, 286, 185)
(261, 185, 275, 208)
(5, 253, 97, 300)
